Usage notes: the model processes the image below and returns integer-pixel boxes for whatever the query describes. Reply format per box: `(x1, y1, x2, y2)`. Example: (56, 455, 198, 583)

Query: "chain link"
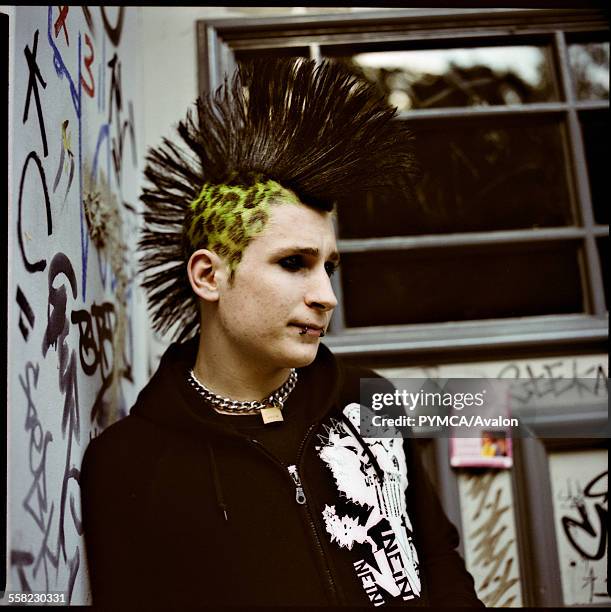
(187, 368, 298, 415)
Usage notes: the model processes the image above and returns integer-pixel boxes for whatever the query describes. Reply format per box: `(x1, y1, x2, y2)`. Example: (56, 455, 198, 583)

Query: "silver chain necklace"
(187, 368, 298, 424)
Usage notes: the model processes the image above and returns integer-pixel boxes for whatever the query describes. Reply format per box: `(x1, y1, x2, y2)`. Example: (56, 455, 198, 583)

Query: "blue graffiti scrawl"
(8, 6, 146, 604)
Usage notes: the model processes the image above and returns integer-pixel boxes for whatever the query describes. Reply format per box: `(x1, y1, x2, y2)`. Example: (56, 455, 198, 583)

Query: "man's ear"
(187, 249, 226, 303)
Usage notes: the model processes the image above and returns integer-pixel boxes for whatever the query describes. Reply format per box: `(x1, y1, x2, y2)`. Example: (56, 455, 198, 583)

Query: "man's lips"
(290, 323, 326, 337)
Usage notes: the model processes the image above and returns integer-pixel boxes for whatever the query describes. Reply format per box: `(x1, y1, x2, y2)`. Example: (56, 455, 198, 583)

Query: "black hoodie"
(81, 338, 483, 608)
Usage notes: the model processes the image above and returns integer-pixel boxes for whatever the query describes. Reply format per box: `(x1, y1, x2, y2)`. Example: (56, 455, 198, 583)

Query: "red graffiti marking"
(54, 6, 70, 46)
(81, 33, 95, 97)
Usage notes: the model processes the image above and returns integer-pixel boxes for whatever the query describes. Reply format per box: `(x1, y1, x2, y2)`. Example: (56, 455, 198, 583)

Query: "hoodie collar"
(131, 337, 343, 442)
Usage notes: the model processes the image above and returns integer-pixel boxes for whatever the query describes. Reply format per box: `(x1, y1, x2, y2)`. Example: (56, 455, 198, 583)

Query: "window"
(197, 8, 608, 361)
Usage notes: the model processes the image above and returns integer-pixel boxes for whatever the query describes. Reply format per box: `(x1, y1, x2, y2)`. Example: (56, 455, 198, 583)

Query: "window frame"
(196, 8, 609, 361)
(512, 434, 609, 606)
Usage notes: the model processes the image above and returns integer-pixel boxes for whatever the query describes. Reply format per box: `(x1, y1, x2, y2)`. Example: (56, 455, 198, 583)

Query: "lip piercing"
(299, 326, 325, 337)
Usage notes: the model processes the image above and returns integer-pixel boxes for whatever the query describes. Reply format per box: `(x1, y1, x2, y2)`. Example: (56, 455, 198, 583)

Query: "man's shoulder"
(336, 358, 392, 385)
(336, 360, 395, 405)
(82, 412, 168, 473)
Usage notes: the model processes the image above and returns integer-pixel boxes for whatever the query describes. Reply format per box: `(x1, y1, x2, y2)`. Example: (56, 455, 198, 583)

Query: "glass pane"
(598, 237, 608, 310)
(340, 241, 583, 327)
(325, 46, 556, 110)
(337, 117, 573, 238)
(568, 42, 609, 101)
(580, 111, 608, 225)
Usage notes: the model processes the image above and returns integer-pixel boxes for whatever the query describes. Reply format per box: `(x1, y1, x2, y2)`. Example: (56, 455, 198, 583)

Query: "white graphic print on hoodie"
(316, 403, 421, 607)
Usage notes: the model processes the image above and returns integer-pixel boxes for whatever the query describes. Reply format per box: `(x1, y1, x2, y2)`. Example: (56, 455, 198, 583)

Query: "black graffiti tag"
(23, 30, 48, 157)
(41, 252, 81, 443)
(16, 286, 36, 341)
(42, 253, 76, 359)
(71, 302, 115, 378)
(16, 360, 59, 593)
(100, 6, 124, 46)
(106, 54, 137, 186)
(33, 253, 82, 601)
(497, 360, 608, 405)
(10, 550, 34, 592)
(71, 302, 116, 425)
(19, 362, 53, 532)
(562, 471, 608, 562)
(18, 151, 52, 273)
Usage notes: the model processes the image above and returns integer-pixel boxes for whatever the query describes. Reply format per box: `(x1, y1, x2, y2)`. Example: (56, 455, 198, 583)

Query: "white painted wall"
(7, 6, 147, 604)
(140, 6, 401, 194)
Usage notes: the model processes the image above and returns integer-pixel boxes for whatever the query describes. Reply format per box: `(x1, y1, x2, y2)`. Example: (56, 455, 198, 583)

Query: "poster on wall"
(450, 380, 513, 468)
(7, 6, 147, 604)
(548, 448, 609, 606)
(450, 430, 513, 469)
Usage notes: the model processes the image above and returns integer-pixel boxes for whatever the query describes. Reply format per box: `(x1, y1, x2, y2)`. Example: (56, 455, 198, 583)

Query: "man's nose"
(305, 267, 338, 312)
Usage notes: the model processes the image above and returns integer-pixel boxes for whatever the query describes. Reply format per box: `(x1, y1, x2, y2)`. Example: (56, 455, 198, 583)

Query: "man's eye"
(279, 255, 304, 271)
(325, 262, 338, 277)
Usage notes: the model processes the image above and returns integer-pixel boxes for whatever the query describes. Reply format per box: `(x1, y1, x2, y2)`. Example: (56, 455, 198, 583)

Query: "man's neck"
(193, 333, 291, 402)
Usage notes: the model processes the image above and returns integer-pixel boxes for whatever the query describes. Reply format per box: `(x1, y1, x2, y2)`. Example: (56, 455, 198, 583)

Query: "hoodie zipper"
(287, 465, 306, 504)
(249, 424, 340, 604)
(295, 424, 341, 605)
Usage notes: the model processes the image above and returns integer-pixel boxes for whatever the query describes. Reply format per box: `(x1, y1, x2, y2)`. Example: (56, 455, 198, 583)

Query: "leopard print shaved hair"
(185, 178, 300, 275)
(140, 58, 418, 341)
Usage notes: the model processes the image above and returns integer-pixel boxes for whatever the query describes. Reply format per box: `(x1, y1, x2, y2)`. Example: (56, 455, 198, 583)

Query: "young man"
(81, 59, 483, 607)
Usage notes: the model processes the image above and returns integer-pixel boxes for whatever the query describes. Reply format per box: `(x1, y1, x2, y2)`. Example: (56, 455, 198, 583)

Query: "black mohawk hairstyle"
(139, 57, 418, 341)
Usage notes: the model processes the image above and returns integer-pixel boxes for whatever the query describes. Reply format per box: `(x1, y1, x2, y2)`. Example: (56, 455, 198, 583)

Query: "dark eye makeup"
(279, 255, 305, 271)
(324, 261, 338, 277)
(278, 255, 339, 277)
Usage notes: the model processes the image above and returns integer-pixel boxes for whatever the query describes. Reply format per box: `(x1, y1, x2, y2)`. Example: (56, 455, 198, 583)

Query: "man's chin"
(282, 344, 319, 369)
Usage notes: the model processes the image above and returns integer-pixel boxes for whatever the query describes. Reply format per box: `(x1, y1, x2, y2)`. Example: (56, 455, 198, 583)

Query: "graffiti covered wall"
(379, 354, 608, 606)
(457, 469, 522, 606)
(7, 6, 148, 604)
(549, 449, 609, 606)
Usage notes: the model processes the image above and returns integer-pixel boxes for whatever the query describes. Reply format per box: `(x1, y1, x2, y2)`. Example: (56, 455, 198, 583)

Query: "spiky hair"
(139, 57, 418, 341)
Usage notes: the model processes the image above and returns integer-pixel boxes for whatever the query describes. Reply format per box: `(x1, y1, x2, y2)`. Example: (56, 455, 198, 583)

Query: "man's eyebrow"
(276, 246, 341, 263)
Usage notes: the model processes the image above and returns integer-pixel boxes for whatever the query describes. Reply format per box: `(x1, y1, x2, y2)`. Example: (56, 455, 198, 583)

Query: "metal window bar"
(554, 30, 607, 315)
(337, 227, 607, 253)
(196, 10, 609, 352)
(394, 100, 608, 121)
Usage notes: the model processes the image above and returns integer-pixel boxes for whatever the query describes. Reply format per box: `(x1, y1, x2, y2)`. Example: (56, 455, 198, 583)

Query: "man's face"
(215, 199, 339, 371)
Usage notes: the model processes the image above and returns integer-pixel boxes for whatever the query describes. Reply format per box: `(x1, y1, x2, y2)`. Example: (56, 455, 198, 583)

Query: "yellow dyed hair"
(185, 177, 300, 273)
